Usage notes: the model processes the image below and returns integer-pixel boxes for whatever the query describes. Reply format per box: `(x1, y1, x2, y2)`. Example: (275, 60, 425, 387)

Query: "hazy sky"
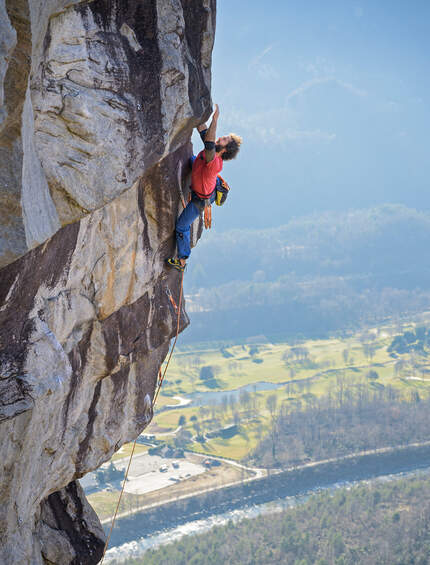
(193, 0, 430, 231)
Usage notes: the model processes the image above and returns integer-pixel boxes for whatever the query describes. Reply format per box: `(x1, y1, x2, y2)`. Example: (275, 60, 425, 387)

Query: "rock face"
(0, 1, 215, 563)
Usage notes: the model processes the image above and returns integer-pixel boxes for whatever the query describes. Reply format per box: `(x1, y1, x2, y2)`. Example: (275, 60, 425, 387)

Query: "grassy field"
(111, 443, 148, 462)
(141, 314, 430, 461)
(109, 314, 430, 465)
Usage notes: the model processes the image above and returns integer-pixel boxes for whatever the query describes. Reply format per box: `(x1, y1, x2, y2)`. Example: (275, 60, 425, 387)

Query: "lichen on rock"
(0, 0, 216, 563)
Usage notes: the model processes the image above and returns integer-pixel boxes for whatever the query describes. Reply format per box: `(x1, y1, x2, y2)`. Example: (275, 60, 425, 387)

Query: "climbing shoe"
(166, 258, 186, 272)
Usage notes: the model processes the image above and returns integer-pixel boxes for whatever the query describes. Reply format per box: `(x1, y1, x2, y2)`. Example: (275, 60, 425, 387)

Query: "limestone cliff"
(0, 1, 215, 563)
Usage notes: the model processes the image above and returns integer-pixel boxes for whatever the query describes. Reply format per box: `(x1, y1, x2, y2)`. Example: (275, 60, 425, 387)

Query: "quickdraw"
(166, 287, 178, 313)
(204, 205, 212, 229)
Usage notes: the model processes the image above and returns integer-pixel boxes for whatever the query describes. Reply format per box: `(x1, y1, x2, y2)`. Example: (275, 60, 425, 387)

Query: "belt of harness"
(100, 270, 184, 564)
(195, 174, 229, 229)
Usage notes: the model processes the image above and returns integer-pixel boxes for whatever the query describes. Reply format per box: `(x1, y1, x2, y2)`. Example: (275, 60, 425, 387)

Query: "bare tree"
(342, 348, 350, 365)
(394, 359, 406, 378)
(266, 394, 278, 460)
(193, 420, 201, 436)
(266, 394, 278, 419)
(221, 395, 228, 414)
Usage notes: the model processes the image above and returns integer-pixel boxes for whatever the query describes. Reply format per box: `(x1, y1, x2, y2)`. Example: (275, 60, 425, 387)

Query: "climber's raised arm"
(197, 104, 219, 163)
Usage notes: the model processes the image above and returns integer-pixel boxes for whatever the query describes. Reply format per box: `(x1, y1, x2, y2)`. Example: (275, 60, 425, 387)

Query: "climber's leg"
(175, 199, 200, 259)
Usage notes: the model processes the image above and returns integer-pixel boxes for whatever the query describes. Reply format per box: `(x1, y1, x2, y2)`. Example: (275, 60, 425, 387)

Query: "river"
(161, 380, 284, 410)
(103, 463, 430, 563)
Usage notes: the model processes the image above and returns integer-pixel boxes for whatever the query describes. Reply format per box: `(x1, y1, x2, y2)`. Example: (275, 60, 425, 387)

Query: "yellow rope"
(99, 269, 184, 563)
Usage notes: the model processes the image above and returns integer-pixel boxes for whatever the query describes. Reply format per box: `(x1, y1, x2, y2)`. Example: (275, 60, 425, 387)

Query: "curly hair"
(221, 133, 243, 161)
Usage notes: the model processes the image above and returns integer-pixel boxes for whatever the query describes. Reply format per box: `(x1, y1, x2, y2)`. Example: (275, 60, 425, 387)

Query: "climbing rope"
(153, 269, 184, 405)
(99, 269, 184, 564)
(99, 438, 138, 564)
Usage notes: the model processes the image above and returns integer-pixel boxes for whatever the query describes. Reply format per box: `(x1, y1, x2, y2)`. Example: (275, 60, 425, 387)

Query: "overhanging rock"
(0, 0, 215, 563)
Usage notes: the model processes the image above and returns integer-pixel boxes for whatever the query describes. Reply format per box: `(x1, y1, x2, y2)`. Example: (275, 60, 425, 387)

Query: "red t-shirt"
(191, 151, 223, 199)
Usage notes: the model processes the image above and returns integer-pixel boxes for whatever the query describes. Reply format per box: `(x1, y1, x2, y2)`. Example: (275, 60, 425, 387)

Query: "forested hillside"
(249, 381, 430, 468)
(184, 205, 430, 342)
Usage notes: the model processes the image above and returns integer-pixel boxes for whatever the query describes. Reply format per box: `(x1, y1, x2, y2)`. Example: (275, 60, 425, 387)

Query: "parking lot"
(114, 453, 206, 495)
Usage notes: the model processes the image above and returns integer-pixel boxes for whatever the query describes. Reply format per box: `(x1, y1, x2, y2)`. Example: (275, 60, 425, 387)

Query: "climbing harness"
(99, 269, 184, 564)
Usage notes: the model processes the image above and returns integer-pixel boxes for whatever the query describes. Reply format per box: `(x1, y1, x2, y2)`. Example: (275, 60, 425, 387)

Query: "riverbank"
(105, 465, 430, 565)
(105, 440, 430, 548)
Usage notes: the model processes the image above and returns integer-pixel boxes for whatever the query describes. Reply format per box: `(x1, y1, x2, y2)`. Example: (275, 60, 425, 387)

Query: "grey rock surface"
(0, 0, 16, 123)
(0, 0, 215, 563)
(1, 0, 215, 267)
(38, 481, 106, 564)
(0, 0, 29, 266)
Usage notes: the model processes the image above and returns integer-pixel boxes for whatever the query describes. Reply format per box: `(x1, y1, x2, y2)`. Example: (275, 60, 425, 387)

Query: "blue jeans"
(176, 191, 215, 259)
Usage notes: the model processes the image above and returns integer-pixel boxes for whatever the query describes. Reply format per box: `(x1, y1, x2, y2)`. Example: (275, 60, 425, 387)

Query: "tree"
(200, 365, 215, 381)
(410, 390, 421, 403)
(394, 359, 406, 377)
(282, 348, 292, 364)
(266, 394, 278, 418)
(229, 394, 236, 414)
(362, 343, 372, 361)
(330, 531, 346, 558)
(239, 389, 251, 413)
(178, 414, 186, 426)
(266, 394, 278, 460)
(342, 348, 349, 365)
(174, 428, 192, 448)
(193, 420, 201, 436)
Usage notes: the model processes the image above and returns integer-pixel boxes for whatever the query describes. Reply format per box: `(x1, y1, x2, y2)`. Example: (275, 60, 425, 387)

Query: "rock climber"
(166, 104, 242, 272)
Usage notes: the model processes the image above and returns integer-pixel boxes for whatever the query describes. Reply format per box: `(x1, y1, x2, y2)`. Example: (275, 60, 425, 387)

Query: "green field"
(138, 313, 430, 461)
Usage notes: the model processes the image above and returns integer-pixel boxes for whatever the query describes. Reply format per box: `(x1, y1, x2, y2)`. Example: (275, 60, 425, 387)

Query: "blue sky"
(193, 0, 430, 230)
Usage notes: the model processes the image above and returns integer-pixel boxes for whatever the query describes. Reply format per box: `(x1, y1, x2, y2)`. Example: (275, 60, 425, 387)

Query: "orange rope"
(153, 269, 184, 406)
(99, 269, 184, 563)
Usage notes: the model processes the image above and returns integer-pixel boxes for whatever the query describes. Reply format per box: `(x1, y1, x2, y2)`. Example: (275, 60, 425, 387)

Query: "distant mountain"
(182, 205, 430, 343)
